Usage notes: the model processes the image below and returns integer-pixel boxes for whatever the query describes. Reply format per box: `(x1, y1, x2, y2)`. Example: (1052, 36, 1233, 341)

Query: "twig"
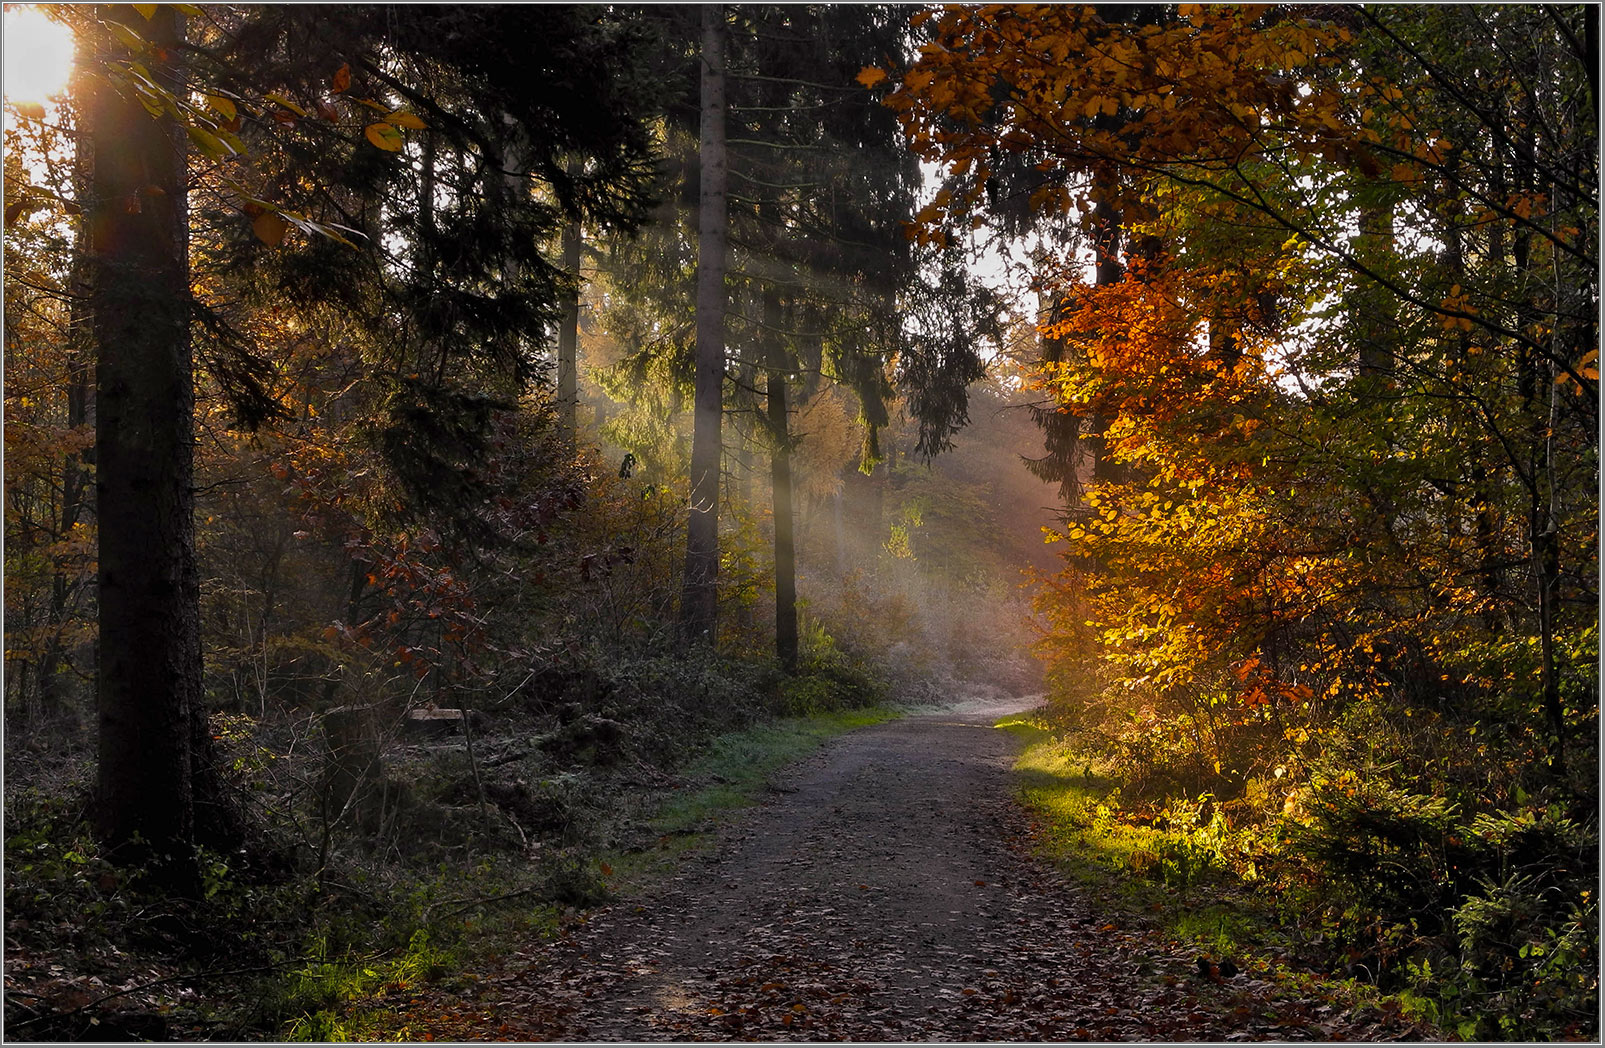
(426, 886, 545, 924)
(7, 961, 298, 1030)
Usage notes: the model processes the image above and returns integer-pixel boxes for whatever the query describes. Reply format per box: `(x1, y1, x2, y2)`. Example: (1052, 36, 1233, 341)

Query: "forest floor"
(390, 692, 1434, 1042)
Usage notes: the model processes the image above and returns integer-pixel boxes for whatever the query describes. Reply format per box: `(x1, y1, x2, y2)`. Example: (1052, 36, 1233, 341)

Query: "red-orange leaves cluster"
(876, 4, 1351, 240)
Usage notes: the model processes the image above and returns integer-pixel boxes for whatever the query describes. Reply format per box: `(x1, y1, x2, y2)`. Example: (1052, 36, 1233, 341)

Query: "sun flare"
(3, 5, 75, 106)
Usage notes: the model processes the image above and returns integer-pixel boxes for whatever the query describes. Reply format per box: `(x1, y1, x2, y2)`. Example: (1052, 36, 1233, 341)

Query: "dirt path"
(410, 698, 1424, 1041)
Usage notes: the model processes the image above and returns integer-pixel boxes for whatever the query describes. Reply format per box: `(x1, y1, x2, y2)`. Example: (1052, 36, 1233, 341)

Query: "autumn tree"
(878, 2, 1597, 779)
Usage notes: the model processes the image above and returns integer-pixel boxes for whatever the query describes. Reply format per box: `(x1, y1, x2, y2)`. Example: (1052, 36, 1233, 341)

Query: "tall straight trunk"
(557, 216, 582, 444)
(763, 288, 798, 672)
(680, 3, 728, 644)
(89, 4, 203, 882)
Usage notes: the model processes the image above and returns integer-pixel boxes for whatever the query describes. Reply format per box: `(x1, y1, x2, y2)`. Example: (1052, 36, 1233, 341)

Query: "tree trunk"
(680, 2, 727, 645)
(557, 213, 582, 445)
(88, 4, 204, 885)
(764, 288, 798, 673)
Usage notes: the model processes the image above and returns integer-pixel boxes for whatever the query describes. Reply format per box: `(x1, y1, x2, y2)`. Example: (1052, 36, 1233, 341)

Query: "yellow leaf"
(364, 122, 405, 151)
(265, 92, 309, 118)
(856, 66, 888, 88)
(13, 102, 46, 122)
(132, 4, 159, 19)
(387, 109, 426, 130)
(207, 94, 237, 121)
(252, 211, 289, 247)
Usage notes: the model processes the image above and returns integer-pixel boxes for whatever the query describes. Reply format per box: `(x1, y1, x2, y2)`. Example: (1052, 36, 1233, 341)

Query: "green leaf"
(132, 4, 159, 19)
(105, 20, 147, 52)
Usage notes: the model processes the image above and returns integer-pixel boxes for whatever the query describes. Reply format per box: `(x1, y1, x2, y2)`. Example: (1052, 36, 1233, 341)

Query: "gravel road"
(412, 697, 1426, 1041)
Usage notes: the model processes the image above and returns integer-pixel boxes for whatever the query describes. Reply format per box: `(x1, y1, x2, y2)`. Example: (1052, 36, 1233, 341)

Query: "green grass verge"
(608, 705, 902, 889)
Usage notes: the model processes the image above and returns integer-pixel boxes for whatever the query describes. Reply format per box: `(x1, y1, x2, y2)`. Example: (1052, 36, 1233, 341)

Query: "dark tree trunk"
(764, 288, 798, 673)
(681, 2, 727, 645)
(88, 4, 205, 885)
(557, 215, 582, 444)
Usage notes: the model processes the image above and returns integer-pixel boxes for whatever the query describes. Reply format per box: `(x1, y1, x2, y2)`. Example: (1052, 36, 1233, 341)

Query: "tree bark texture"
(680, 3, 728, 644)
(88, 5, 203, 879)
(763, 288, 798, 673)
(557, 206, 582, 444)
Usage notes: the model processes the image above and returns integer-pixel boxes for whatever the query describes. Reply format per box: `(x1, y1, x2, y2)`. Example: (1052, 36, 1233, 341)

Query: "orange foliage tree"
(875, 3, 1597, 791)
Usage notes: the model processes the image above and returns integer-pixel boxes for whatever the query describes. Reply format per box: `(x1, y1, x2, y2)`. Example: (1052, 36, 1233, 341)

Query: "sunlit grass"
(997, 712, 1401, 1017)
(998, 711, 1260, 938)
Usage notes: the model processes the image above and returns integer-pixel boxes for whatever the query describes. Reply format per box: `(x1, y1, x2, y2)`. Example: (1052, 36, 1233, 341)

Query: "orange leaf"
(251, 211, 288, 247)
(332, 62, 352, 94)
(856, 66, 888, 88)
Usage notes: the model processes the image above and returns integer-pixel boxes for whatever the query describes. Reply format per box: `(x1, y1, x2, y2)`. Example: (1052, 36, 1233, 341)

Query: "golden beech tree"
(877, 4, 1598, 783)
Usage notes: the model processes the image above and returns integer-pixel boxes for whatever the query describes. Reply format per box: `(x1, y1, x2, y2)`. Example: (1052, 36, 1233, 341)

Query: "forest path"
(409, 696, 1416, 1041)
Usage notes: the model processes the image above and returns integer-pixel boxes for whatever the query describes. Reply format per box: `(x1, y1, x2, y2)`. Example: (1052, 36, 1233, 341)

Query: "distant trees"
(611, 4, 999, 661)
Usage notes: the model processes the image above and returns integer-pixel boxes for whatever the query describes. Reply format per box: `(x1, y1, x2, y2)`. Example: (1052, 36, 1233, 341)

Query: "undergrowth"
(3, 639, 899, 1042)
(998, 710, 1599, 1042)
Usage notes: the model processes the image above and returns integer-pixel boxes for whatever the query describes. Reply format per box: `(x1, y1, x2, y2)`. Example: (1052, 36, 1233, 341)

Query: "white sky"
(3, 5, 74, 110)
